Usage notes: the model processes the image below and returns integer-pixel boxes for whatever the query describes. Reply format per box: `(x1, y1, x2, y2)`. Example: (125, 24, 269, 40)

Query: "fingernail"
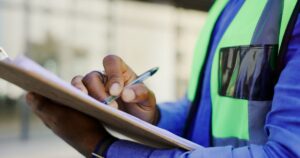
(110, 83, 121, 96)
(123, 88, 135, 102)
(109, 101, 119, 109)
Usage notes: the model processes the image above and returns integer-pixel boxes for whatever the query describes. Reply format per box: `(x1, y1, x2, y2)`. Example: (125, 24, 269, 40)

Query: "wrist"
(151, 106, 160, 125)
(91, 135, 117, 158)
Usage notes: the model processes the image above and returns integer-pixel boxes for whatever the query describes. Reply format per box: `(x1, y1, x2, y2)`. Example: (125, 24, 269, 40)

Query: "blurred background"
(0, 0, 211, 157)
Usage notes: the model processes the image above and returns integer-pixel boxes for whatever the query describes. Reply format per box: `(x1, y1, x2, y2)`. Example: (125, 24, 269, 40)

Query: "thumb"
(121, 83, 156, 109)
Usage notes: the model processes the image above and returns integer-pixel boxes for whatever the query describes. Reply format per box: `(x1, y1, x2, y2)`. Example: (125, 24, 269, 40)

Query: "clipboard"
(0, 48, 201, 150)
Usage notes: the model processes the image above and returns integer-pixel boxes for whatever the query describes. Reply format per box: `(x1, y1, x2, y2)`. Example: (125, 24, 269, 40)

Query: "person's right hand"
(72, 55, 159, 124)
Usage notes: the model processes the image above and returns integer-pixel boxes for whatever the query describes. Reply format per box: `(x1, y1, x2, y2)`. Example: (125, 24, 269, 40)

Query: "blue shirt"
(106, 2, 300, 158)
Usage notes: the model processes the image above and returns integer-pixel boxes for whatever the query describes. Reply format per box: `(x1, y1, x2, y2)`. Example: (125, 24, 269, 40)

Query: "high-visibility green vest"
(187, 0, 299, 147)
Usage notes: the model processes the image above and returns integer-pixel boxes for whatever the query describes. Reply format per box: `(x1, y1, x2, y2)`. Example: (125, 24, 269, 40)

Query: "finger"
(26, 92, 63, 129)
(121, 83, 156, 108)
(26, 92, 45, 112)
(26, 92, 60, 117)
(103, 55, 138, 96)
(122, 68, 138, 85)
(82, 71, 118, 108)
(71, 75, 88, 94)
(103, 55, 125, 96)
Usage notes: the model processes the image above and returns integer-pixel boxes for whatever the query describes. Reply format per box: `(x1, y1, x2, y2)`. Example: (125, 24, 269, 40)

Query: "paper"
(0, 56, 201, 150)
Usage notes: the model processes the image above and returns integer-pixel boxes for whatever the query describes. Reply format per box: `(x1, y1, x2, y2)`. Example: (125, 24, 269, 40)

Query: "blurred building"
(0, 0, 208, 157)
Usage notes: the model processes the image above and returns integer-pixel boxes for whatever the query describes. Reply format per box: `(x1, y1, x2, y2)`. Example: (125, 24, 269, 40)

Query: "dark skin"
(26, 55, 158, 157)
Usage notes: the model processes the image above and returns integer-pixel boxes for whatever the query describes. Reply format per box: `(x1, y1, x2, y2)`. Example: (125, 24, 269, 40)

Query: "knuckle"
(89, 71, 102, 80)
(88, 71, 101, 77)
(71, 75, 83, 85)
(139, 87, 149, 98)
(134, 85, 148, 99)
(82, 71, 100, 84)
(109, 74, 122, 81)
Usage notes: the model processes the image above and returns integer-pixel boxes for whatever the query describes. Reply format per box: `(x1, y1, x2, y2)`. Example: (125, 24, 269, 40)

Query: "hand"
(26, 92, 108, 157)
(25, 55, 158, 157)
(72, 55, 158, 124)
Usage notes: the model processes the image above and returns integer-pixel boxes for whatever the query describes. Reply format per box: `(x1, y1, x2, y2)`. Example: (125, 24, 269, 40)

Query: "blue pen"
(103, 67, 159, 104)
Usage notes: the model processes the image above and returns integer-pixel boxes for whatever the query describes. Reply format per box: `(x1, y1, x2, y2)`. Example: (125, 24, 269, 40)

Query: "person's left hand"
(26, 91, 108, 157)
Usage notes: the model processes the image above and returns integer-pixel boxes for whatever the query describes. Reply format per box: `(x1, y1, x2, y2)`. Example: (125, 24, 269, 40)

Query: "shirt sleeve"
(156, 96, 192, 136)
(106, 13, 300, 158)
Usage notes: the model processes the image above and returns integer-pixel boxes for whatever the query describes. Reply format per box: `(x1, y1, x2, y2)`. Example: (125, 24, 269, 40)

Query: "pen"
(103, 67, 159, 104)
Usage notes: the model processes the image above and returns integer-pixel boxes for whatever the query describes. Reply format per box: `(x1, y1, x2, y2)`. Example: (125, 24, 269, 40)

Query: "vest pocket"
(218, 45, 278, 101)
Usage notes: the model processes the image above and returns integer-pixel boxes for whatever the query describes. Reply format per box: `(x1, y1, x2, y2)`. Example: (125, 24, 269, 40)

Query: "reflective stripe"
(251, 0, 283, 45)
(279, 0, 298, 51)
(187, 0, 228, 101)
(211, 0, 268, 140)
(248, 101, 272, 145)
(213, 137, 248, 148)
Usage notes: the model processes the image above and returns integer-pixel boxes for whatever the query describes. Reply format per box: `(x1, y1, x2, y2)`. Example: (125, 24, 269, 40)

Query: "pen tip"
(150, 67, 159, 75)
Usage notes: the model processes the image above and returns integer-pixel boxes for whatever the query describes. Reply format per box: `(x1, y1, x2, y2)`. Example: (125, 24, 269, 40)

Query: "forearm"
(106, 140, 185, 158)
(105, 140, 297, 158)
(105, 140, 261, 158)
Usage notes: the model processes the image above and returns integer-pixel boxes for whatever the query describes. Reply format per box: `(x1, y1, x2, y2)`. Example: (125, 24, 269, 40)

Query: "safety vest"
(187, 0, 299, 147)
